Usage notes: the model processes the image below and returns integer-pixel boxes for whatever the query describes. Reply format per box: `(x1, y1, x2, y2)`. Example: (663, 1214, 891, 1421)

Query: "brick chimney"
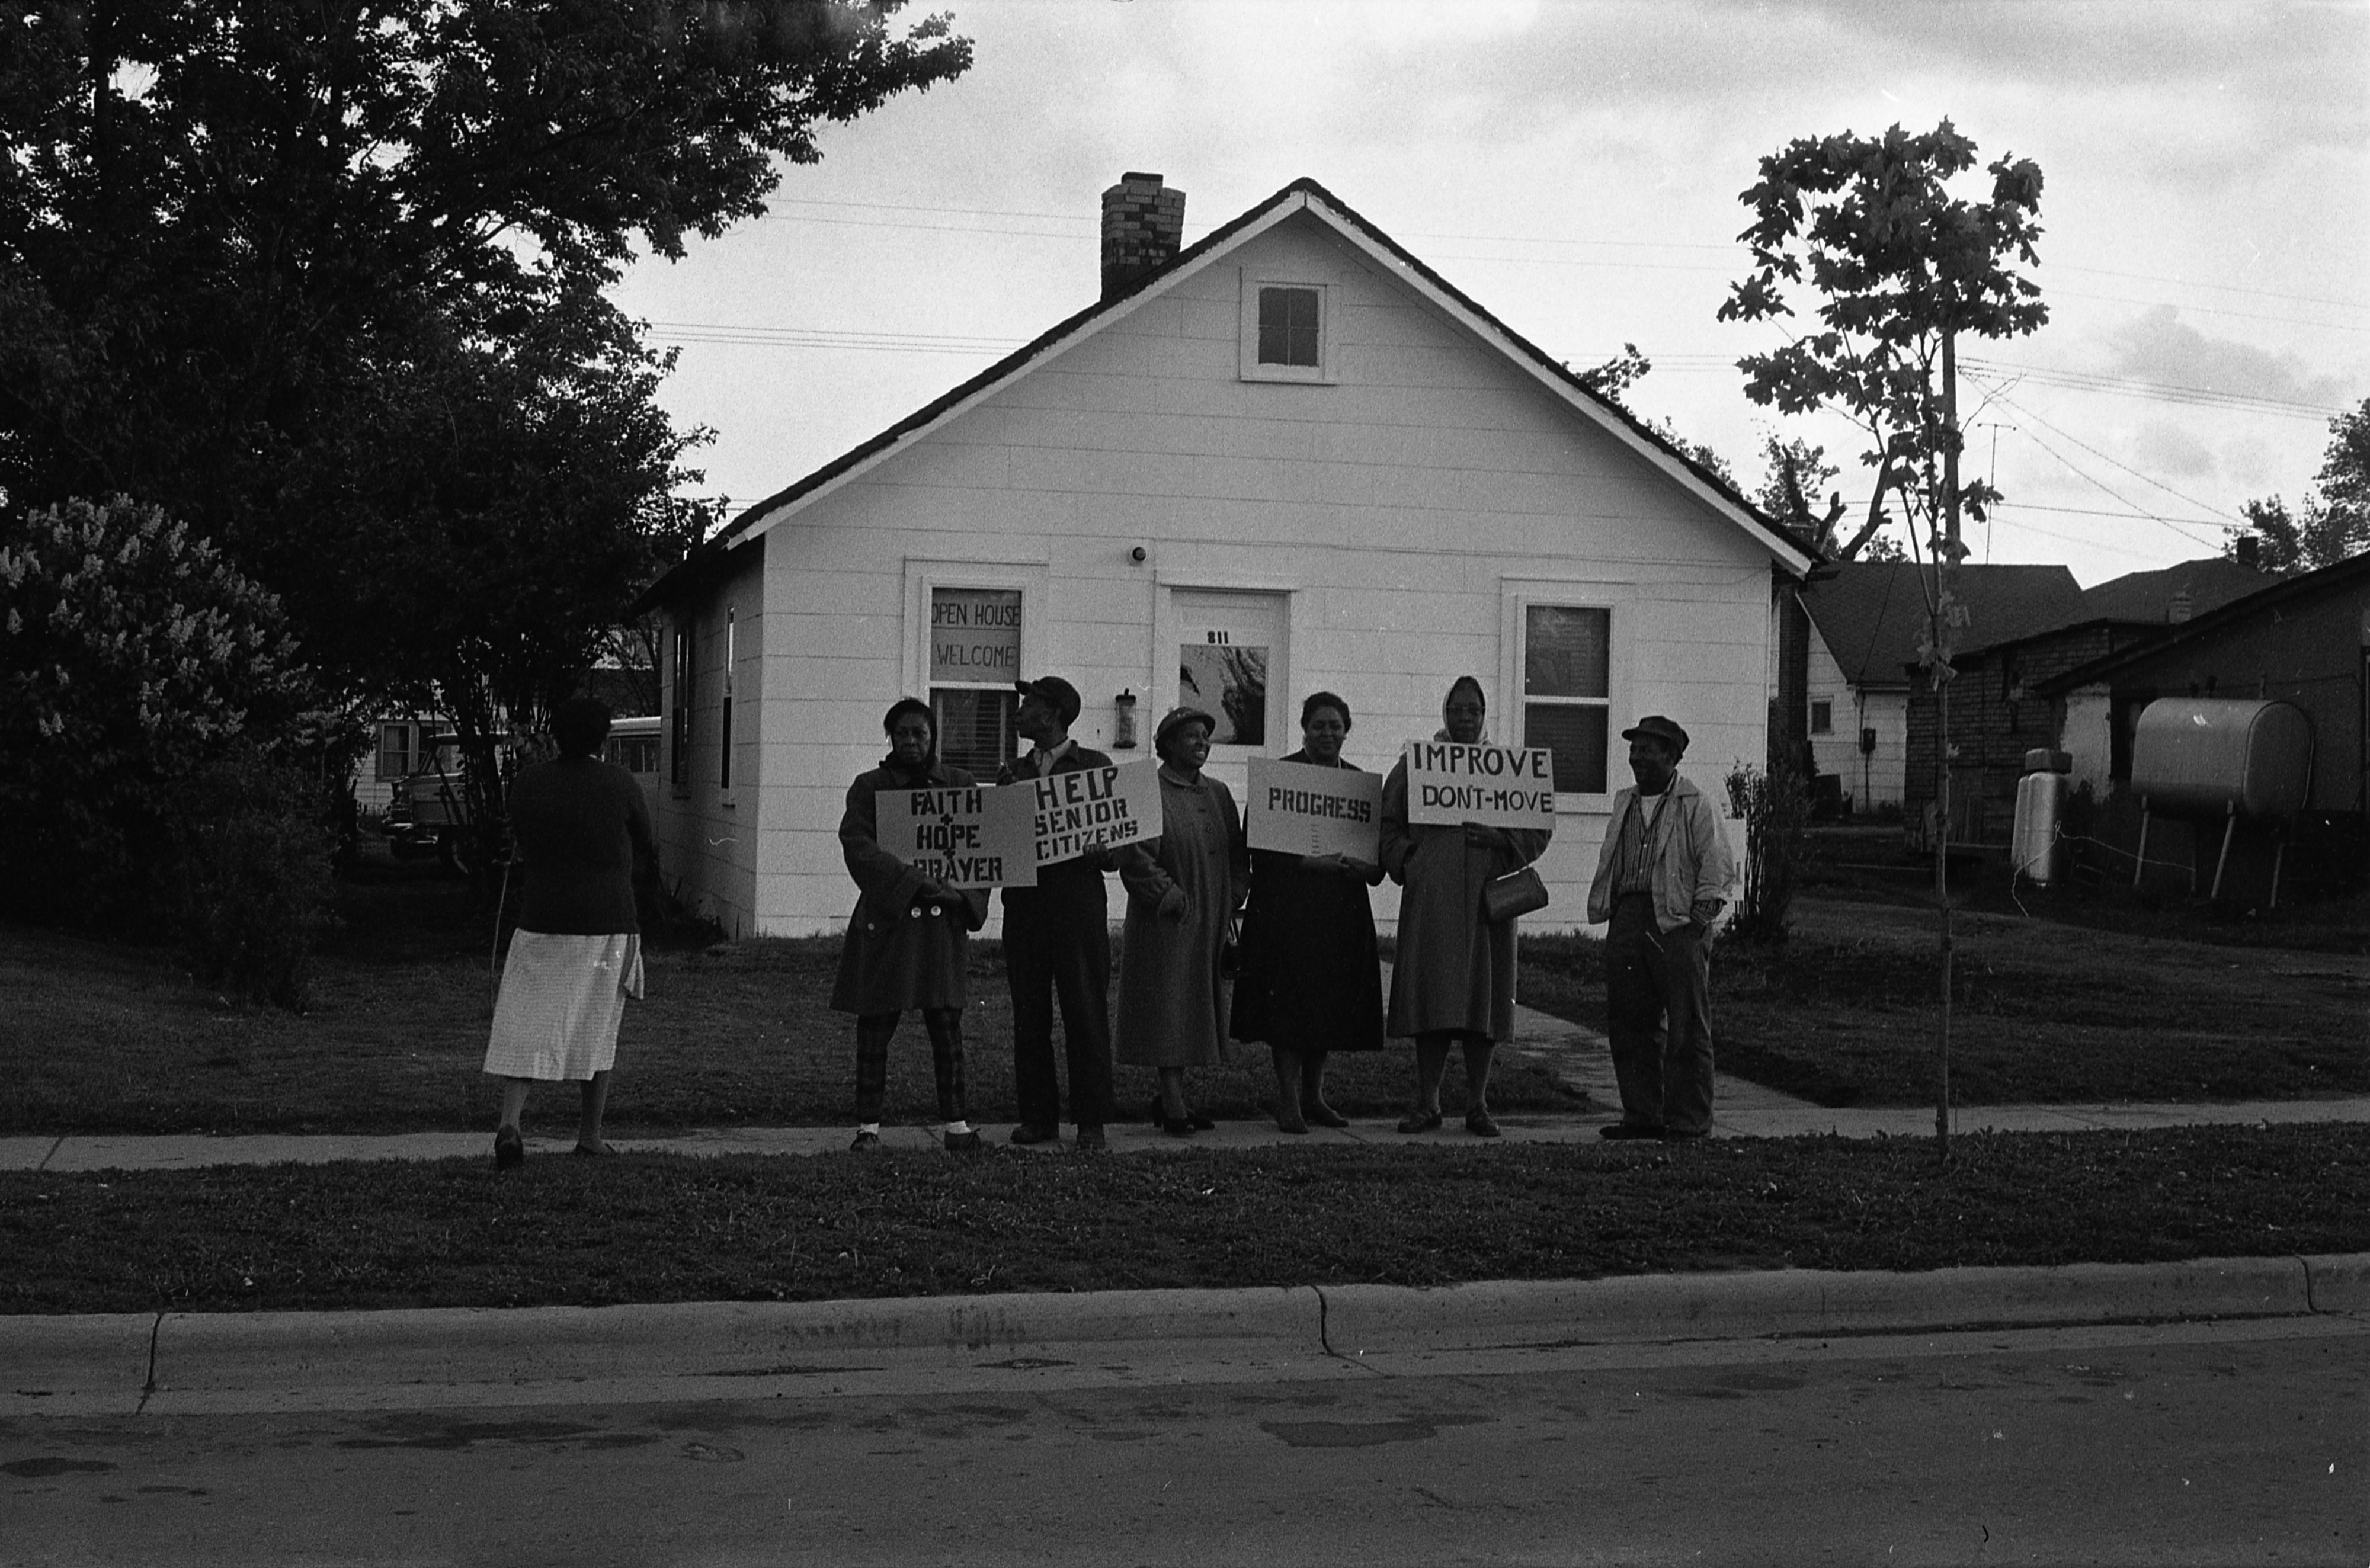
(2235, 534, 2260, 571)
(1101, 172, 1184, 300)
(2168, 588, 2193, 624)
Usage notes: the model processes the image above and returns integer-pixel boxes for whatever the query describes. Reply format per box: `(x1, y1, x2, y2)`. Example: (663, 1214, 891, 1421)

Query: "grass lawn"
(3, 1124, 2362, 1315)
(1518, 898, 2370, 1108)
(0, 868, 1580, 1136)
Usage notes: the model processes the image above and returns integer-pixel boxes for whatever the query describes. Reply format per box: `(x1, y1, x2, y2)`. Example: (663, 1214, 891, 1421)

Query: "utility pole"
(1933, 331, 1961, 1160)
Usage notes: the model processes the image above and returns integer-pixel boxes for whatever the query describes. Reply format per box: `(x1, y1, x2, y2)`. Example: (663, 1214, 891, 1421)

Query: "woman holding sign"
(1231, 691, 1386, 1133)
(832, 698, 991, 1152)
(1116, 706, 1248, 1135)
(1379, 676, 1552, 1137)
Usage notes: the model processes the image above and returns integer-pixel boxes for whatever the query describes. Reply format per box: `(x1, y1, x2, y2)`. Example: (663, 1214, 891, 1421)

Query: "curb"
(9, 1255, 2362, 1416)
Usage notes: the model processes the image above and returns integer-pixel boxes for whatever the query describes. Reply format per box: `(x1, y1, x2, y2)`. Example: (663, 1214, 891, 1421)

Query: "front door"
(1168, 588, 1290, 798)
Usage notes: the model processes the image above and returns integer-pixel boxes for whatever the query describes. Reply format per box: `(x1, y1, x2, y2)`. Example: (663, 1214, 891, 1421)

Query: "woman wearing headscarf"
(483, 696, 658, 1168)
(1379, 676, 1552, 1137)
(1115, 706, 1248, 1135)
(1229, 691, 1385, 1132)
(831, 698, 991, 1152)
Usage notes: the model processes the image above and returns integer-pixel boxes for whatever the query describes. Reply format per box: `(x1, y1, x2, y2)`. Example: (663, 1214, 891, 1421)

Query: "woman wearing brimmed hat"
(1114, 704, 1248, 1134)
(1378, 675, 1552, 1137)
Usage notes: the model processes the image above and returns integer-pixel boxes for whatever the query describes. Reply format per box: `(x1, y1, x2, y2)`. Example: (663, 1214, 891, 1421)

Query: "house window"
(1258, 287, 1320, 367)
(930, 586, 1023, 778)
(376, 723, 417, 781)
(719, 608, 735, 791)
(1809, 699, 1833, 735)
(1239, 273, 1331, 383)
(607, 732, 658, 774)
(1520, 604, 1611, 794)
(670, 621, 693, 789)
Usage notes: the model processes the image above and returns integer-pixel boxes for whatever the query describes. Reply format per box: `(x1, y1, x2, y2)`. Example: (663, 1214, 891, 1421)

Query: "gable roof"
(633, 177, 1816, 614)
(1801, 561, 2084, 688)
(2034, 548, 2370, 695)
(2075, 557, 2276, 626)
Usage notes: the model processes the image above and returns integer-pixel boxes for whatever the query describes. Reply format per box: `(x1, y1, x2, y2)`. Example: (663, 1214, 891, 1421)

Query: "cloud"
(2131, 418, 2219, 481)
(2098, 306, 2355, 409)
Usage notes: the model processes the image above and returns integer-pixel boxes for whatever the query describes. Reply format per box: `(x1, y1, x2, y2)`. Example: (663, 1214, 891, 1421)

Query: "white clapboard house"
(633, 174, 1815, 937)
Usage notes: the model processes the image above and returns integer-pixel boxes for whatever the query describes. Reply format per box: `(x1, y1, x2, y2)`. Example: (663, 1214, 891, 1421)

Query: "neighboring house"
(1903, 554, 2275, 851)
(2032, 549, 2370, 891)
(1798, 562, 2083, 810)
(632, 173, 1816, 938)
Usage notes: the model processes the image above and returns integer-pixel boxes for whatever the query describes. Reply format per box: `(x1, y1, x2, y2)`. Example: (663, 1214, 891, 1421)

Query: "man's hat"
(1620, 714, 1689, 755)
(1014, 675, 1082, 727)
(1153, 704, 1216, 751)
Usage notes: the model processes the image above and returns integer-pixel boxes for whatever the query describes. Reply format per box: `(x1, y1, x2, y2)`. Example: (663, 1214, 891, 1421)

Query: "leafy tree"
(1718, 120, 2047, 1157)
(2225, 397, 2370, 573)
(1574, 342, 1739, 486)
(0, 1, 969, 851)
(1718, 120, 2046, 575)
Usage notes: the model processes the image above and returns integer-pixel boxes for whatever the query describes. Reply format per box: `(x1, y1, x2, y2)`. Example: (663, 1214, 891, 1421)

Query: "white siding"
(667, 211, 1783, 935)
(1807, 624, 1908, 809)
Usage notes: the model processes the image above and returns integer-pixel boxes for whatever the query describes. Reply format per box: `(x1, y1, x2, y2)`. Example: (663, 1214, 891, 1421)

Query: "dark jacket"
(997, 742, 1117, 912)
(509, 757, 656, 935)
(831, 756, 990, 1014)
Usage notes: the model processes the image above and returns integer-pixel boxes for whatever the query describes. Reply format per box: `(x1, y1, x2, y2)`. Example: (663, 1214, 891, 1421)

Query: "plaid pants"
(854, 1010, 967, 1123)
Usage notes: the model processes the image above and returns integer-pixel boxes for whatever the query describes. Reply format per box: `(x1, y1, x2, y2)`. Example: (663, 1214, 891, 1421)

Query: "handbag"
(1481, 864, 1549, 924)
(1218, 914, 1243, 980)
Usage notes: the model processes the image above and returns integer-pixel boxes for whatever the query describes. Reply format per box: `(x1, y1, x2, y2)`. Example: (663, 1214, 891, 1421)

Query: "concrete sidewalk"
(5, 990, 2364, 1171)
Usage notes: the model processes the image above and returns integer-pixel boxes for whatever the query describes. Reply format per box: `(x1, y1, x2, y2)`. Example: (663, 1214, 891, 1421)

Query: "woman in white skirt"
(484, 696, 657, 1168)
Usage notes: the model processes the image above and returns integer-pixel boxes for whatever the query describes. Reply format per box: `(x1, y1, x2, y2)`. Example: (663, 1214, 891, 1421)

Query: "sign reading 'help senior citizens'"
(1028, 761, 1161, 867)
(1402, 740, 1557, 830)
(876, 787, 1037, 889)
(1245, 758, 1382, 860)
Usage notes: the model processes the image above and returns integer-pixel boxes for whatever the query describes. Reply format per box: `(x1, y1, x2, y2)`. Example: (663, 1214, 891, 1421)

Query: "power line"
(1969, 376, 2250, 526)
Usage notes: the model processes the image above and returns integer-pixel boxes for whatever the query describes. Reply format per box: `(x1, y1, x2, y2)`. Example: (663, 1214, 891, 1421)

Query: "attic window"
(1239, 272, 1333, 383)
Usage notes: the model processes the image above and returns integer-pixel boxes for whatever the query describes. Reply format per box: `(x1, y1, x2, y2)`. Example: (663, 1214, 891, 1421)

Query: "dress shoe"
(1074, 1126, 1109, 1152)
(1598, 1122, 1664, 1140)
(1162, 1115, 1196, 1137)
(944, 1129, 984, 1153)
(850, 1130, 882, 1151)
(1186, 1107, 1216, 1130)
(1660, 1126, 1709, 1141)
(1395, 1110, 1443, 1134)
(571, 1141, 617, 1157)
(1304, 1102, 1350, 1129)
(1465, 1109, 1501, 1139)
(1009, 1124, 1060, 1146)
(494, 1126, 524, 1171)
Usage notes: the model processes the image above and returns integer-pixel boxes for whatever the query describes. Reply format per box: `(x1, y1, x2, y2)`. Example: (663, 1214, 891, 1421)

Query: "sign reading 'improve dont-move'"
(1402, 740, 1556, 830)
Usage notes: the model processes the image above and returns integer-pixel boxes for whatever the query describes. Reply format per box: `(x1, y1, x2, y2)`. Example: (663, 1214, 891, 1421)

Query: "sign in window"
(931, 587, 1023, 777)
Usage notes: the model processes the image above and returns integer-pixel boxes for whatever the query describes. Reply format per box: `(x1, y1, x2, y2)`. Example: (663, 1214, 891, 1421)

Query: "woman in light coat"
(1115, 706, 1248, 1136)
(1379, 676, 1551, 1137)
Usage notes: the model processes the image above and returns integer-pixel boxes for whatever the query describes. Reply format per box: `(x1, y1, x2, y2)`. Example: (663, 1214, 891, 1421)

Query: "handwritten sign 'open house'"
(929, 588, 1021, 682)
(1402, 741, 1556, 831)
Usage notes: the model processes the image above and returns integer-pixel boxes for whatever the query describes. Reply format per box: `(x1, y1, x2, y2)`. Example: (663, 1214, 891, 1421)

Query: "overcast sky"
(611, 0, 2369, 587)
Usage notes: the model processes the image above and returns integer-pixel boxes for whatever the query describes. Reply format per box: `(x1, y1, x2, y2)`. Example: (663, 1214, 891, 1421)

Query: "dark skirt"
(1228, 849, 1385, 1053)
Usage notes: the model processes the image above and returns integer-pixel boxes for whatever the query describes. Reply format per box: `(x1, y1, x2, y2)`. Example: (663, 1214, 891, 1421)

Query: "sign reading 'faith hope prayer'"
(1402, 740, 1556, 830)
(1244, 758, 1382, 860)
(1028, 761, 1161, 867)
(876, 785, 1036, 888)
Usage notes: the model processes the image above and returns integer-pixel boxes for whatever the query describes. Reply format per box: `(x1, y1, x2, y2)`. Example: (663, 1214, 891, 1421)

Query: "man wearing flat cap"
(1585, 714, 1736, 1140)
(996, 675, 1117, 1150)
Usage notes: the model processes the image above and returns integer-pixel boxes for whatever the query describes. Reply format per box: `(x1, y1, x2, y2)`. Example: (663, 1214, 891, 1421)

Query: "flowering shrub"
(0, 497, 329, 987)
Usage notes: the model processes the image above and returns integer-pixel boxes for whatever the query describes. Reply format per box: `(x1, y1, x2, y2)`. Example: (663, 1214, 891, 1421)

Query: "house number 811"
(1206, 631, 1231, 644)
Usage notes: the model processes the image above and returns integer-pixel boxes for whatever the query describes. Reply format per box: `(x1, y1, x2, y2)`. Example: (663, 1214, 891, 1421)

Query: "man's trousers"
(1604, 892, 1716, 1136)
(1001, 884, 1113, 1131)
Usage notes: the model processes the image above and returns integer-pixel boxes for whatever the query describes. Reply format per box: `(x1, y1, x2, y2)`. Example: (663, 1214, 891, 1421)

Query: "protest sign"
(875, 784, 1036, 888)
(1402, 740, 1557, 830)
(1026, 760, 1161, 867)
(1244, 757, 1382, 860)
